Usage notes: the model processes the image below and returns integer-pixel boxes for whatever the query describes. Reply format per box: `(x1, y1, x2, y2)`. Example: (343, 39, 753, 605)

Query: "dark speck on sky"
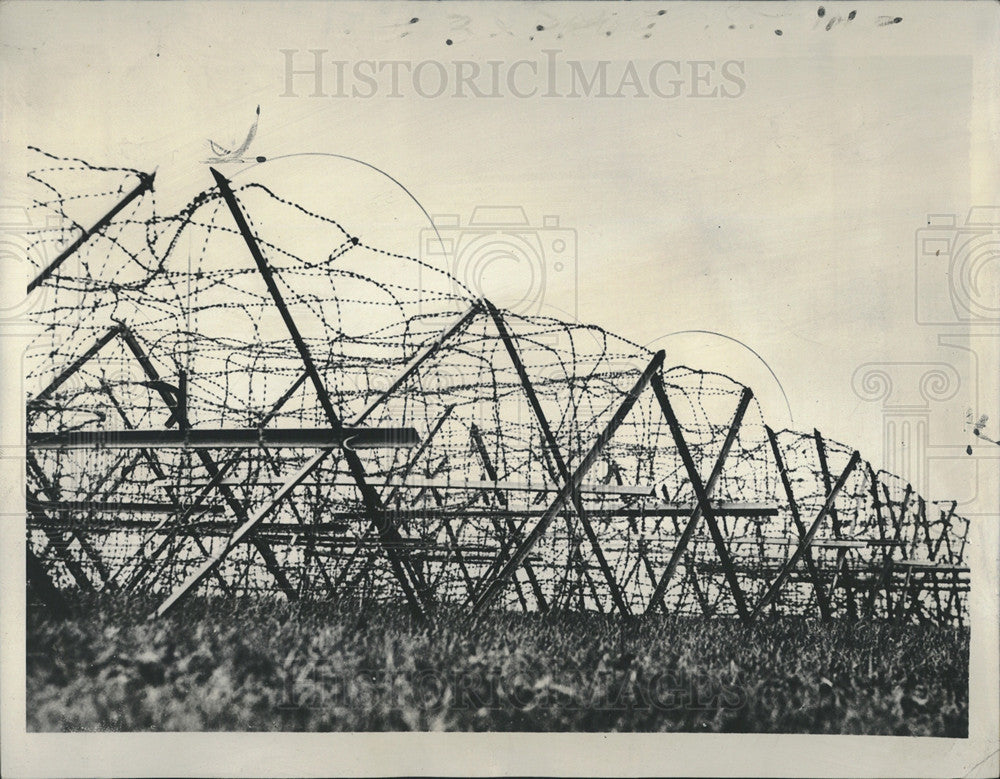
(445, 39, 452, 46)
(818, 6, 825, 17)
(658, 9, 666, 15)
(775, 29, 783, 36)
(849, 10, 857, 20)
(409, 17, 418, 25)
(256, 156, 266, 163)
(536, 24, 544, 31)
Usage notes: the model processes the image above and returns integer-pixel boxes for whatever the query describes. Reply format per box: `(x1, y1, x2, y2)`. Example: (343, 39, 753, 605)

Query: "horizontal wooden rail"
(28, 499, 224, 515)
(27, 427, 420, 450)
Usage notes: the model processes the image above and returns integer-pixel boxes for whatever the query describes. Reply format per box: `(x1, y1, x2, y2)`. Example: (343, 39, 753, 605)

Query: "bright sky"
(1, 1, 998, 509)
(1, 4, 999, 774)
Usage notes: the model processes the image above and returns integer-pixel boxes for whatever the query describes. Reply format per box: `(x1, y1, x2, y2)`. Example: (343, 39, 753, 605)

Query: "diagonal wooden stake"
(335, 405, 458, 598)
(120, 333, 298, 601)
(150, 301, 482, 619)
(766, 427, 832, 621)
(470, 349, 665, 617)
(877, 481, 912, 618)
(28, 324, 125, 410)
(815, 435, 859, 614)
(469, 422, 548, 611)
(152, 450, 331, 618)
(813, 433, 857, 619)
(211, 168, 432, 617)
(814, 429, 843, 537)
(751, 449, 862, 621)
(644, 377, 753, 619)
(28, 172, 155, 294)
(25, 450, 116, 589)
(486, 301, 632, 617)
(864, 464, 891, 618)
(258, 446, 336, 598)
(25, 485, 94, 592)
(119, 453, 241, 593)
(103, 368, 314, 596)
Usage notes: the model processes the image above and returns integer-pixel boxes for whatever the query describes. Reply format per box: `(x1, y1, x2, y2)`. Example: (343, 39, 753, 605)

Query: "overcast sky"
(1, 1, 997, 508)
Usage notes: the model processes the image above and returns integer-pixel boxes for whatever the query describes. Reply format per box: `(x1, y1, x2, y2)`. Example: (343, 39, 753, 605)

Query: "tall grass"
(27, 593, 968, 734)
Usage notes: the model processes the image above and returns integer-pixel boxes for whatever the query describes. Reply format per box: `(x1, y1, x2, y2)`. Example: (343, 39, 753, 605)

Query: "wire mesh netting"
(22, 148, 970, 624)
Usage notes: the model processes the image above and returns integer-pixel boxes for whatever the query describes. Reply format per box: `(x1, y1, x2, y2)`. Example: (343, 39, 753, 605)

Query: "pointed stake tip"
(209, 167, 229, 187)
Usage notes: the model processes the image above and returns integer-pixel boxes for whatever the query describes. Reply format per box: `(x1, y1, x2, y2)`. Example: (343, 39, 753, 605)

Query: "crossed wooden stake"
(23, 314, 867, 627)
(467, 357, 862, 626)
(24, 166, 946, 628)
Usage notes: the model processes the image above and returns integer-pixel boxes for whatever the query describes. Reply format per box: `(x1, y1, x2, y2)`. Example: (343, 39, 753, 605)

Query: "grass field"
(26, 593, 968, 735)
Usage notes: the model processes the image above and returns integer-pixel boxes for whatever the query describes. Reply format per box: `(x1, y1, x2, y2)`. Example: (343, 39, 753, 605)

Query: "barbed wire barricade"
(22, 149, 970, 625)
